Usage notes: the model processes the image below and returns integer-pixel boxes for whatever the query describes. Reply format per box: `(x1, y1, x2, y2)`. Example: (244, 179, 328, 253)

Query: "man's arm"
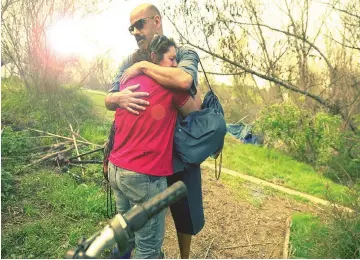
(105, 85, 150, 113)
(140, 61, 192, 90)
(120, 48, 200, 94)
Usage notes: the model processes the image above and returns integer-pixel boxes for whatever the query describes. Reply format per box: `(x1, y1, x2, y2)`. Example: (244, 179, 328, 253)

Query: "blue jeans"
(108, 162, 167, 259)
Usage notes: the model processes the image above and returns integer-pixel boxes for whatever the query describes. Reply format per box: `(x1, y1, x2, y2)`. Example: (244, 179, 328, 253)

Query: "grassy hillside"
(82, 88, 114, 121)
(208, 134, 351, 205)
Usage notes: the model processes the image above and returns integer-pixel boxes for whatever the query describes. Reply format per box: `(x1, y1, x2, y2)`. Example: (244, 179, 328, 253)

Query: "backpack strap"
(199, 59, 223, 179)
(199, 59, 213, 92)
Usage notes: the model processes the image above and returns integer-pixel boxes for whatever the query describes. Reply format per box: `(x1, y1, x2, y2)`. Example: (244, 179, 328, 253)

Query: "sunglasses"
(128, 16, 155, 34)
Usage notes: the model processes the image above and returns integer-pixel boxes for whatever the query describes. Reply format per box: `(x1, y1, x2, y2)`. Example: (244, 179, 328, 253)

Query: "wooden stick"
(283, 217, 292, 258)
(268, 240, 281, 258)
(15, 146, 74, 174)
(234, 115, 249, 124)
(68, 129, 93, 145)
(69, 124, 85, 177)
(26, 136, 63, 139)
(2, 156, 31, 160)
(221, 242, 275, 250)
(204, 237, 215, 259)
(28, 141, 71, 152)
(26, 128, 101, 147)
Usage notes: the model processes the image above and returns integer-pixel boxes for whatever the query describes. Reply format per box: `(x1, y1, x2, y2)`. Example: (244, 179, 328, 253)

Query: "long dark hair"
(147, 35, 176, 64)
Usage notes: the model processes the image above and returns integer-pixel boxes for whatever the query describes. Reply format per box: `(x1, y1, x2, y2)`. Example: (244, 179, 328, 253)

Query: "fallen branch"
(69, 129, 93, 145)
(28, 141, 71, 152)
(15, 146, 74, 174)
(221, 242, 276, 250)
(26, 128, 101, 147)
(69, 124, 85, 177)
(283, 217, 292, 258)
(2, 156, 32, 160)
(204, 237, 215, 259)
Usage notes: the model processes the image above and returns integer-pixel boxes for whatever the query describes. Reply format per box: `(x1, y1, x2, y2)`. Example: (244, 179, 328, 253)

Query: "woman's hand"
(120, 62, 144, 85)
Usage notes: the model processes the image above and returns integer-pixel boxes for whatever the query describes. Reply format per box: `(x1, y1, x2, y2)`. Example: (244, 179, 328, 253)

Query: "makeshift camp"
(226, 122, 262, 144)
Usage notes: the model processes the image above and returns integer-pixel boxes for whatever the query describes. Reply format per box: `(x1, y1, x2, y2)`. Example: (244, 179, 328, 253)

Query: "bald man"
(105, 4, 204, 259)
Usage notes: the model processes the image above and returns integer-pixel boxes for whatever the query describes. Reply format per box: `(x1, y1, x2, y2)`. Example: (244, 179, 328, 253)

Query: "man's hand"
(120, 62, 143, 85)
(105, 84, 150, 114)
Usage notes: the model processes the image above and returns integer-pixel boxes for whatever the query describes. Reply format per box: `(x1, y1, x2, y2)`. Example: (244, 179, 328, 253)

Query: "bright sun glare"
(47, 20, 86, 56)
(46, 0, 151, 62)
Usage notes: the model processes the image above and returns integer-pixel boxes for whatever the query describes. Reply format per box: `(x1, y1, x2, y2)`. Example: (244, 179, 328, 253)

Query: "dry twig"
(26, 128, 101, 147)
(204, 237, 215, 259)
(221, 242, 275, 250)
(15, 146, 74, 174)
(69, 124, 85, 177)
(268, 240, 281, 258)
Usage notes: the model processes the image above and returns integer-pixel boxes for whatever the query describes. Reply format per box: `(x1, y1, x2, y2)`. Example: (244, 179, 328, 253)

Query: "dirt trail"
(202, 162, 353, 213)
(162, 167, 319, 259)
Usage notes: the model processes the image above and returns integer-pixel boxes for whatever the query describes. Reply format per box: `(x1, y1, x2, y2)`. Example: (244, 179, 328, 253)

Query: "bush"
(1, 77, 110, 205)
(1, 77, 103, 135)
(255, 103, 342, 166)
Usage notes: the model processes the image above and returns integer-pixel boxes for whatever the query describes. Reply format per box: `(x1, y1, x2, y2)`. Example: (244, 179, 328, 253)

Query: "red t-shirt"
(109, 75, 189, 176)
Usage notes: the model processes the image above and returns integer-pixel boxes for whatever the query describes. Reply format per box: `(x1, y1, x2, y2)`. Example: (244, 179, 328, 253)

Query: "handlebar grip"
(143, 180, 187, 217)
(123, 181, 187, 232)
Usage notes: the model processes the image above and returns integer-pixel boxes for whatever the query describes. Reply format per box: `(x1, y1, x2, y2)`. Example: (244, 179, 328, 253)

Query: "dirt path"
(201, 162, 352, 212)
(162, 167, 319, 259)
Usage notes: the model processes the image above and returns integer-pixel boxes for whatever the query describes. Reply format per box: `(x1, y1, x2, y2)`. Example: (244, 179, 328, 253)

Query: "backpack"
(173, 60, 226, 179)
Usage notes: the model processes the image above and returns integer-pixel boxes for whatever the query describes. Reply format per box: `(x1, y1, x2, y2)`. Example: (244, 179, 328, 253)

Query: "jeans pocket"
(119, 170, 150, 204)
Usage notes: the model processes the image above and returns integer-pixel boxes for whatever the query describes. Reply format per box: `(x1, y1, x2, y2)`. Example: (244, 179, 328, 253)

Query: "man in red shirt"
(108, 35, 198, 259)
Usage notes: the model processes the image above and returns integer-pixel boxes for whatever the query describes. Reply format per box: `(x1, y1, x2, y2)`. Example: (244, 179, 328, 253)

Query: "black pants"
(167, 165, 205, 235)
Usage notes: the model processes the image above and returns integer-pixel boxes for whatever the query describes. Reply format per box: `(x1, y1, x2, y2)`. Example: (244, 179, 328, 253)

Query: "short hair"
(148, 35, 176, 63)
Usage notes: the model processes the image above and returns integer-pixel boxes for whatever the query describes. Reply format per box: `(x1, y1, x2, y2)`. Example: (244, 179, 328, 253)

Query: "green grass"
(290, 213, 329, 258)
(1, 170, 107, 259)
(290, 212, 360, 259)
(82, 89, 114, 121)
(213, 134, 351, 205)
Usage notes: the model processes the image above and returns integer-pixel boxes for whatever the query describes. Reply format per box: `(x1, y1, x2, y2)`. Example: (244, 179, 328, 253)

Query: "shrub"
(255, 103, 342, 166)
(1, 77, 102, 135)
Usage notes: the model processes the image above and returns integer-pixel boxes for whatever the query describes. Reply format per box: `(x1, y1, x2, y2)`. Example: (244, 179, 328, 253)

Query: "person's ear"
(150, 52, 157, 63)
(154, 15, 161, 29)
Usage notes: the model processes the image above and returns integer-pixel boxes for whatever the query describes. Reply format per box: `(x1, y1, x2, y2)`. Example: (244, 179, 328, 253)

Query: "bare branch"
(199, 70, 246, 76)
(325, 34, 360, 51)
(221, 19, 336, 74)
(319, 2, 360, 19)
(168, 17, 332, 108)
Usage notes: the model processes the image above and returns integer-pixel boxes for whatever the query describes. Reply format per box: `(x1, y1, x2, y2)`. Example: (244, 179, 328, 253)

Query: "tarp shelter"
(226, 122, 262, 144)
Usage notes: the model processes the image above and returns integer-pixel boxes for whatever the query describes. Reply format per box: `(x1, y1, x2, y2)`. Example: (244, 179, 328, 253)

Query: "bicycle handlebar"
(65, 181, 187, 259)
